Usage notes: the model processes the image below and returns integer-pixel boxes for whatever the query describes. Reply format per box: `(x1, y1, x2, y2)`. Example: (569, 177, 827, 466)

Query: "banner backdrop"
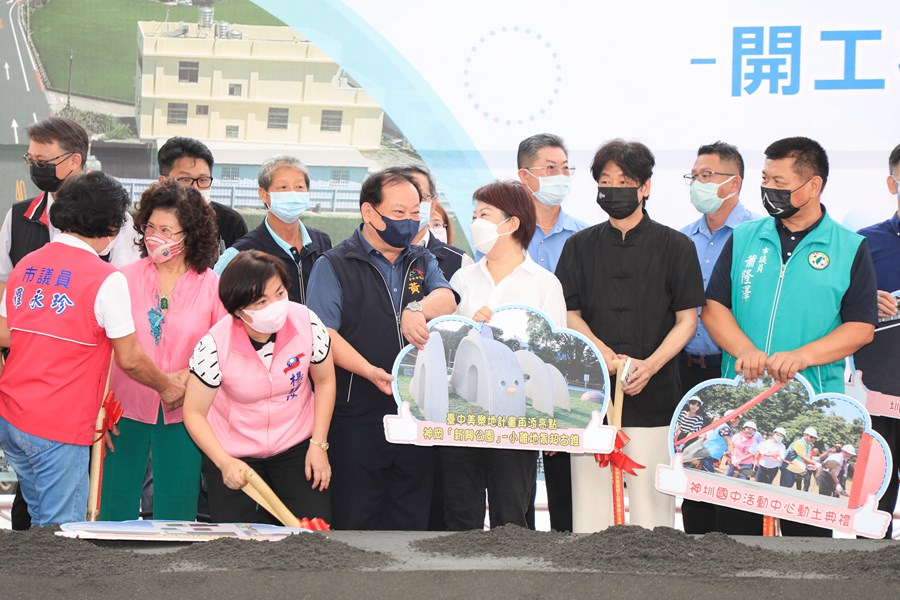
(255, 1, 899, 236)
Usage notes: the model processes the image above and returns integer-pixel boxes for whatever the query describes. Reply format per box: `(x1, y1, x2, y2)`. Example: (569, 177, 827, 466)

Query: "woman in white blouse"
(443, 180, 567, 530)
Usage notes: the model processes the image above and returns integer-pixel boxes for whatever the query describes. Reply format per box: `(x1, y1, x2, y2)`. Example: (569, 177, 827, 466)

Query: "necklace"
(148, 284, 177, 346)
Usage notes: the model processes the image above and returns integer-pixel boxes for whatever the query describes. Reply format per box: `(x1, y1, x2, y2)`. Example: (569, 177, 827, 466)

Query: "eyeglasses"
(22, 152, 74, 169)
(174, 176, 214, 189)
(422, 193, 438, 201)
(141, 223, 184, 239)
(527, 165, 575, 177)
(683, 171, 736, 185)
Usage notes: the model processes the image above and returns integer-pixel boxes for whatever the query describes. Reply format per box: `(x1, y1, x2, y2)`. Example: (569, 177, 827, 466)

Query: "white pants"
(571, 426, 674, 532)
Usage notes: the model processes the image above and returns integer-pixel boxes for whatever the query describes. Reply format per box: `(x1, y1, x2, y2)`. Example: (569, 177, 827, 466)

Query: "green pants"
(99, 407, 201, 521)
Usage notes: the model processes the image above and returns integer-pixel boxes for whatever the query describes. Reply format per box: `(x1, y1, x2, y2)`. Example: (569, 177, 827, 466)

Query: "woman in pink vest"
(184, 250, 335, 523)
(101, 181, 225, 521)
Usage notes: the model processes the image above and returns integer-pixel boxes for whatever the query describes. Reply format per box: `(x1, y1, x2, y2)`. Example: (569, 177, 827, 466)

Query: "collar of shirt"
(475, 250, 538, 280)
(688, 202, 756, 238)
(264, 215, 312, 254)
(775, 204, 828, 238)
(606, 209, 650, 241)
(355, 225, 410, 262)
(417, 229, 431, 247)
(54, 233, 99, 256)
(890, 211, 900, 235)
(552, 210, 586, 234)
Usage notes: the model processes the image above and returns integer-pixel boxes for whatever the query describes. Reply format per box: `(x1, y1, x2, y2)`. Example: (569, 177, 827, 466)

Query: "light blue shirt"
(528, 210, 589, 273)
(307, 227, 453, 330)
(213, 216, 313, 275)
(680, 202, 758, 355)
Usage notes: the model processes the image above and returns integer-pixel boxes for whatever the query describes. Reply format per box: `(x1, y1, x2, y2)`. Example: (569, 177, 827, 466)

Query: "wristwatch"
(310, 439, 330, 451)
(404, 301, 424, 313)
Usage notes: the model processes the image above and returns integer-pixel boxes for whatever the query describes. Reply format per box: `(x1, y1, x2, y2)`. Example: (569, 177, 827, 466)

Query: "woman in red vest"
(183, 251, 335, 524)
(0, 172, 185, 526)
(101, 181, 226, 521)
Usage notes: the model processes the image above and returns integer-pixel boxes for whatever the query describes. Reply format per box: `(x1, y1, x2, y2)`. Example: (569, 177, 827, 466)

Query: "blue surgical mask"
(372, 206, 418, 248)
(690, 177, 735, 215)
(531, 174, 571, 207)
(418, 201, 432, 231)
(893, 175, 900, 199)
(268, 191, 310, 223)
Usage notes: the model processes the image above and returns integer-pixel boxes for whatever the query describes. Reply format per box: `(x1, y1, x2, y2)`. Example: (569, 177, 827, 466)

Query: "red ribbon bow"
(297, 517, 330, 531)
(92, 392, 124, 444)
(594, 430, 646, 476)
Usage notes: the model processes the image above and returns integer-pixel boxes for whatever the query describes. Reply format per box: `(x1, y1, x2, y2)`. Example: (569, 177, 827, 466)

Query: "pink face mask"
(144, 234, 184, 263)
(240, 297, 289, 334)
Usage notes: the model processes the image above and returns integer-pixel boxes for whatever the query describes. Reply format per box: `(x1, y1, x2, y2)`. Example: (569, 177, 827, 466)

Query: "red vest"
(0, 241, 117, 445)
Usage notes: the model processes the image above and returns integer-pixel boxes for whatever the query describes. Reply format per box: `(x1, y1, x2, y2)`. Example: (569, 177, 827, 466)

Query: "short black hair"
(26, 117, 89, 168)
(397, 163, 436, 197)
(517, 133, 568, 169)
(697, 141, 745, 180)
(889, 143, 900, 175)
(49, 171, 129, 238)
(590, 139, 655, 191)
(764, 136, 829, 190)
(218, 250, 290, 316)
(359, 166, 420, 208)
(158, 137, 214, 176)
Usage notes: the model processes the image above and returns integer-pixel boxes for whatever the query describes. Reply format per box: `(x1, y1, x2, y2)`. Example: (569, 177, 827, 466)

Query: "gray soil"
(1, 525, 898, 599)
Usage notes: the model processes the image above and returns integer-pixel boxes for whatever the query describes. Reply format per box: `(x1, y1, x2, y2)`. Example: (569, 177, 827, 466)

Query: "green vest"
(723, 212, 863, 394)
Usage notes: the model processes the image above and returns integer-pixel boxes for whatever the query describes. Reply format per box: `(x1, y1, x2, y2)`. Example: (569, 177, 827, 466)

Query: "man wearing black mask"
(555, 139, 705, 532)
(703, 136, 877, 537)
(0, 116, 140, 529)
(306, 166, 458, 530)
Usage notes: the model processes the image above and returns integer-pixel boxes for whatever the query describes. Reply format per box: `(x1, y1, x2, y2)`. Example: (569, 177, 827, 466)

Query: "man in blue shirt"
(853, 143, 900, 538)
(678, 141, 757, 535)
(306, 167, 457, 530)
(516, 133, 589, 533)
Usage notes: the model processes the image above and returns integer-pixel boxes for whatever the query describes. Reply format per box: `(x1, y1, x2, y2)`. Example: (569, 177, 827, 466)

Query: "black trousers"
(542, 451, 572, 532)
(872, 415, 898, 539)
(678, 356, 721, 534)
(439, 446, 537, 530)
(202, 438, 331, 525)
(11, 485, 31, 530)
(328, 419, 433, 530)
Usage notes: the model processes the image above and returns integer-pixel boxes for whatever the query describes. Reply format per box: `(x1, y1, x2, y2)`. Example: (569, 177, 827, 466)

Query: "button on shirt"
(307, 227, 453, 330)
(681, 202, 757, 356)
(528, 210, 589, 273)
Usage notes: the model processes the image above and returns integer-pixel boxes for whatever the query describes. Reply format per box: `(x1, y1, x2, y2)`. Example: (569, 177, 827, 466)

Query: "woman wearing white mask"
(101, 180, 226, 521)
(442, 180, 567, 530)
(213, 156, 332, 305)
(184, 250, 336, 524)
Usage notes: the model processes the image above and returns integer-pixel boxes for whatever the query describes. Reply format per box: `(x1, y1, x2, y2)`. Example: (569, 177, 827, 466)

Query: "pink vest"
(110, 258, 226, 425)
(0, 241, 116, 445)
(207, 302, 315, 458)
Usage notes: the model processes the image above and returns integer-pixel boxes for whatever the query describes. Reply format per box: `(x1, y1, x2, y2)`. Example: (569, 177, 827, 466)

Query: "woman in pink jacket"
(183, 250, 335, 524)
(101, 181, 224, 521)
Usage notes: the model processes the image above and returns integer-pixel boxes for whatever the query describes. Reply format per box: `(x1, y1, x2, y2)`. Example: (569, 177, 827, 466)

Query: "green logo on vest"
(808, 251, 830, 270)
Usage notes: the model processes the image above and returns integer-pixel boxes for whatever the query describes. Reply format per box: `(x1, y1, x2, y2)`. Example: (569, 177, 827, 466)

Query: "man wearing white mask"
(516, 134, 588, 273)
(214, 156, 331, 305)
(679, 141, 756, 534)
(158, 137, 247, 253)
(516, 133, 588, 533)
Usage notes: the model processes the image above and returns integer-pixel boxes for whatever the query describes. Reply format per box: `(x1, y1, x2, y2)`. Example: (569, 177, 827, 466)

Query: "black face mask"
(29, 163, 66, 193)
(761, 179, 812, 220)
(597, 186, 641, 219)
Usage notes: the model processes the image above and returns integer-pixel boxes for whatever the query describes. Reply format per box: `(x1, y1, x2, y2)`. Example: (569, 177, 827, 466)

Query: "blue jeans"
(0, 415, 89, 526)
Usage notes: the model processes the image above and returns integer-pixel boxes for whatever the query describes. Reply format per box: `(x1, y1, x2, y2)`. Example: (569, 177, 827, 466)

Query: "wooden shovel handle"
(243, 468, 300, 527)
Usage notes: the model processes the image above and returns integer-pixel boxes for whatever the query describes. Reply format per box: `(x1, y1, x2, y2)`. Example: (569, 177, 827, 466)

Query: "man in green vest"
(702, 136, 878, 537)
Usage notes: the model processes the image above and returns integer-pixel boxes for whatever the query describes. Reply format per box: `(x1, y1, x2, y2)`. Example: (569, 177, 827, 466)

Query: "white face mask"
(199, 188, 212, 204)
(431, 224, 448, 244)
(240, 297, 289, 334)
(100, 236, 115, 257)
(531, 174, 571, 207)
(470, 217, 511, 254)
